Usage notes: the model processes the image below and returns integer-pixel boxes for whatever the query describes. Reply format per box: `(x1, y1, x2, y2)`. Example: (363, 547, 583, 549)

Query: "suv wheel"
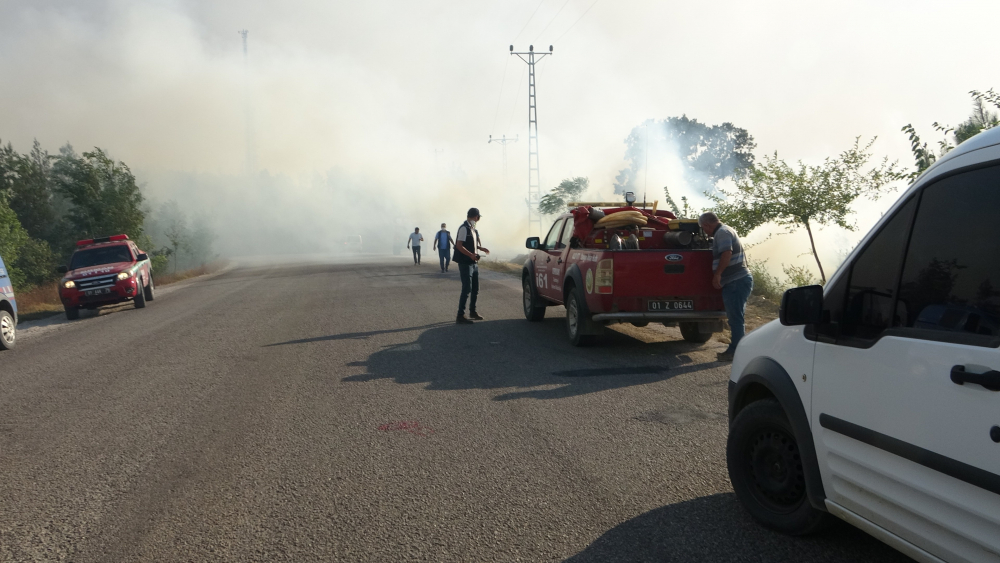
(144, 275, 155, 301)
(0, 310, 15, 350)
(679, 321, 712, 343)
(566, 287, 597, 346)
(727, 398, 827, 535)
(522, 275, 545, 321)
(133, 279, 147, 309)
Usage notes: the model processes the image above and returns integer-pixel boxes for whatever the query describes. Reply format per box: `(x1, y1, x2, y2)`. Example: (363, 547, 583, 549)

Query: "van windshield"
(70, 246, 132, 270)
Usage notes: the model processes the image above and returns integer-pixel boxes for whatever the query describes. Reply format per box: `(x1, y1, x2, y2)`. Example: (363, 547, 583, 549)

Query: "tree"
(164, 215, 190, 274)
(615, 116, 755, 196)
(0, 200, 30, 289)
(710, 137, 902, 283)
(52, 146, 145, 241)
(538, 177, 589, 215)
(902, 88, 1000, 180)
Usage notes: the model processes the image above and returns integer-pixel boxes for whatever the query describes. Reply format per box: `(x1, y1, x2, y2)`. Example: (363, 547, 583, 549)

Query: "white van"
(727, 127, 1000, 563)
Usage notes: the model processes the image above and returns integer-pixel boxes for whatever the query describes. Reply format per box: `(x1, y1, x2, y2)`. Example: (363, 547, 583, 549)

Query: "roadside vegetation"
(0, 139, 216, 297)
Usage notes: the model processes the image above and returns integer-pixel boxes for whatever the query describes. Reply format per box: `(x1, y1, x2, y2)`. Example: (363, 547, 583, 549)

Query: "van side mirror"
(526, 237, 540, 250)
(780, 285, 824, 326)
(57, 265, 68, 274)
(136, 253, 149, 261)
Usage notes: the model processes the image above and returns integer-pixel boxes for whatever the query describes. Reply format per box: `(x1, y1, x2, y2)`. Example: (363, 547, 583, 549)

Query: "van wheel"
(727, 399, 827, 535)
(0, 310, 15, 350)
(679, 321, 712, 343)
(566, 287, 597, 346)
(65, 306, 80, 320)
(522, 275, 545, 322)
(144, 275, 155, 301)
(134, 280, 147, 309)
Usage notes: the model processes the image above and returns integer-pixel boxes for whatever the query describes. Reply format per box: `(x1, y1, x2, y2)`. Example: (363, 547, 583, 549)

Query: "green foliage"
(12, 238, 58, 289)
(747, 258, 783, 300)
(783, 264, 823, 288)
(662, 185, 680, 215)
(616, 116, 755, 195)
(0, 200, 30, 288)
(710, 137, 902, 283)
(902, 89, 1000, 180)
(539, 177, 589, 215)
(52, 146, 145, 241)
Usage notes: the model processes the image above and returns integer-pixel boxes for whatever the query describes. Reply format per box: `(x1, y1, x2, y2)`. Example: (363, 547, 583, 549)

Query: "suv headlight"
(63, 280, 76, 289)
(117, 271, 132, 280)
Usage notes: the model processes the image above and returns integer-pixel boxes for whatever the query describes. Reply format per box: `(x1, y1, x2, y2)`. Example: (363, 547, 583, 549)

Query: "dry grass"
(477, 257, 523, 277)
(15, 260, 229, 322)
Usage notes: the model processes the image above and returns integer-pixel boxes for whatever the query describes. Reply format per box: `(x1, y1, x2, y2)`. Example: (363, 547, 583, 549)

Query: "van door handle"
(546, 257, 551, 263)
(557, 258, 563, 264)
(950, 365, 1000, 391)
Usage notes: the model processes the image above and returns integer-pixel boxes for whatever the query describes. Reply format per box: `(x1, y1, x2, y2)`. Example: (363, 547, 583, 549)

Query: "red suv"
(58, 235, 155, 320)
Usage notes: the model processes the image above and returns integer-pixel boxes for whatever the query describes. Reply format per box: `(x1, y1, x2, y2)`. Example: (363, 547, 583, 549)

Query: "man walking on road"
(432, 223, 455, 273)
(453, 208, 489, 324)
(407, 228, 423, 265)
(699, 212, 753, 362)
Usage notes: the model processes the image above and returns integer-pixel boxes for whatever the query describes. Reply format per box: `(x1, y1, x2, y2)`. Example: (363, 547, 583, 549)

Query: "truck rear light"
(596, 259, 613, 294)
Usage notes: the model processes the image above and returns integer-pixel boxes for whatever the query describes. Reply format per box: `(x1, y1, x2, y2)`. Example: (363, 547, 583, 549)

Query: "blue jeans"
(721, 274, 754, 353)
(412, 246, 421, 264)
(439, 248, 451, 271)
(458, 262, 479, 315)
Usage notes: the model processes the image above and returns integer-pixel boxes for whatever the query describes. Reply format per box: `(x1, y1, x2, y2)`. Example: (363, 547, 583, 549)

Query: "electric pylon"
(511, 44, 552, 236)
(488, 134, 518, 192)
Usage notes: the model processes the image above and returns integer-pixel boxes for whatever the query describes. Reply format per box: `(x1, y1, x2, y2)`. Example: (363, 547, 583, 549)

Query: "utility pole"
(511, 44, 552, 236)
(488, 134, 518, 192)
(238, 29, 256, 176)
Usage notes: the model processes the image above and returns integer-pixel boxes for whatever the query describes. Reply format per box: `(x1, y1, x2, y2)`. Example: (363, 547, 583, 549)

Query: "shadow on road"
(264, 323, 452, 347)
(564, 493, 914, 563)
(334, 318, 723, 401)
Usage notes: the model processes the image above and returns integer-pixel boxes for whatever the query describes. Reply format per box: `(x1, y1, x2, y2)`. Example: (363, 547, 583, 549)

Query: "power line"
(552, 0, 600, 44)
(511, 44, 553, 236)
(533, 0, 572, 42)
(512, 0, 545, 44)
(490, 56, 510, 135)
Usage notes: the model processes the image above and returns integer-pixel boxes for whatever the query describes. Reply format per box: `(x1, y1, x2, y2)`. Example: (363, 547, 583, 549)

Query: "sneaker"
(716, 350, 735, 362)
(469, 312, 484, 321)
(456, 314, 473, 324)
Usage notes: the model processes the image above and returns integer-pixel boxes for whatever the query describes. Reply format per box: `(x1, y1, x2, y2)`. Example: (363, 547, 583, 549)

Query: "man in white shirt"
(406, 228, 424, 265)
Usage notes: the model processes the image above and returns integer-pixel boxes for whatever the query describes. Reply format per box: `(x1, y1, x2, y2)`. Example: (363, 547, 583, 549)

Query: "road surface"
(0, 258, 912, 562)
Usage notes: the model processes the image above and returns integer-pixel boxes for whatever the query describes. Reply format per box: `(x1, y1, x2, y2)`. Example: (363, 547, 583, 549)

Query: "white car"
(727, 127, 1000, 563)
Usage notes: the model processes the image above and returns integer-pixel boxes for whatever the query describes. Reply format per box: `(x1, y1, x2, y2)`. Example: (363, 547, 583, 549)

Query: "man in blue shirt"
(699, 212, 753, 362)
(432, 223, 455, 273)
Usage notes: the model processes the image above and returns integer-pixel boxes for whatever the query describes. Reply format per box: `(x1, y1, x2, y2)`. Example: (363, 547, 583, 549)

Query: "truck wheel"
(65, 306, 80, 320)
(566, 287, 597, 347)
(522, 275, 545, 322)
(0, 310, 15, 350)
(144, 275, 155, 301)
(679, 321, 712, 343)
(727, 399, 827, 535)
(133, 280, 147, 309)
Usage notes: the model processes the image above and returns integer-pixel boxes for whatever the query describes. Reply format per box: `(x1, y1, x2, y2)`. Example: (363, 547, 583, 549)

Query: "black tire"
(0, 310, 15, 350)
(679, 321, 712, 343)
(144, 275, 155, 301)
(630, 321, 649, 327)
(522, 274, 545, 322)
(65, 306, 80, 320)
(566, 287, 597, 347)
(133, 280, 147, 309)
(727, 399, 828, 535)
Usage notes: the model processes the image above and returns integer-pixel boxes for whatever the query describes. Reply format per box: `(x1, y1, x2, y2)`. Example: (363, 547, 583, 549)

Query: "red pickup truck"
(58, 234, 155, 320)
(522, 200, 726, 345)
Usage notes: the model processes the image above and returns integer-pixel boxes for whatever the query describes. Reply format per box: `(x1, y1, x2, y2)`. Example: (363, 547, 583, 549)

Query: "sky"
(1, 0, 997, 270)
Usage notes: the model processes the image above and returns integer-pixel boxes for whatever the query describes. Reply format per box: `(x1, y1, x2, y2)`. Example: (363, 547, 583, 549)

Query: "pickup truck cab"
(727, 127, 1000, 562)
(58, 234, 155, 320)
(522, 197, 726, 346)
(0, 254, 16, 350)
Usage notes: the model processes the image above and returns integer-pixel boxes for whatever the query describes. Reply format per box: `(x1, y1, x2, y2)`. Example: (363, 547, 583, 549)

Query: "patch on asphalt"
(551, 366, 669, 378)
(378, 421, 434, 437)
(634, 406, 725, 425)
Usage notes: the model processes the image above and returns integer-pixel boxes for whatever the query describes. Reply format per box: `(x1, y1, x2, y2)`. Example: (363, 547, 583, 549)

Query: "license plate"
(85, 288, 112, 296)
(648, 300, 694, 311)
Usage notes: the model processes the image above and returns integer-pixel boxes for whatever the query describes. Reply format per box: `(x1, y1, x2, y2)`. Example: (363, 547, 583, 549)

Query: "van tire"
(144, 275, 155, 301)
(566, 287, 596, 347)
(680, 321, 712, 343)
(65, 306, 80, 320)
(522, 275, 546, 322)
(727, 398, 828, 535)
(0, 310, 15, 350)
(133, 280, 147, 309)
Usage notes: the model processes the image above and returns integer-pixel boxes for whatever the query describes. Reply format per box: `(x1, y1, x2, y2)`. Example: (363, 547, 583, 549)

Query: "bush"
(783, 264, 823, 287)
(747, 257, 783, 300)
(12, 238, 58, 290)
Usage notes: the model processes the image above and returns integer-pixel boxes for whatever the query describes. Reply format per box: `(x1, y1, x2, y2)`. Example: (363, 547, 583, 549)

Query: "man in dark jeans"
(453, 208, 489, 324)
(699, 212, 753, 362)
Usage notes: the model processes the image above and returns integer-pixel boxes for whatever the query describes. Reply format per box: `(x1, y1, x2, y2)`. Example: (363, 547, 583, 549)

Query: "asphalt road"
(0, 257, 913, 562)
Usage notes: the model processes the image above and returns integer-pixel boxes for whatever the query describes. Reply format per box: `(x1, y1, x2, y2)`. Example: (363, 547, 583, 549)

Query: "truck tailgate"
(611, 250, 723, 311)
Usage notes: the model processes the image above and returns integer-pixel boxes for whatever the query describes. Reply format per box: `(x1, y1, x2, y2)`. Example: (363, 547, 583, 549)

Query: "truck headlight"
(117, 271, 132, 280)
(63, 280, 76, 289)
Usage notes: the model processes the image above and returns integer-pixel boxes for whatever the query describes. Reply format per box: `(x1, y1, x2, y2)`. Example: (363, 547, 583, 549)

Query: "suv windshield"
(70, 245, 133, 270)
